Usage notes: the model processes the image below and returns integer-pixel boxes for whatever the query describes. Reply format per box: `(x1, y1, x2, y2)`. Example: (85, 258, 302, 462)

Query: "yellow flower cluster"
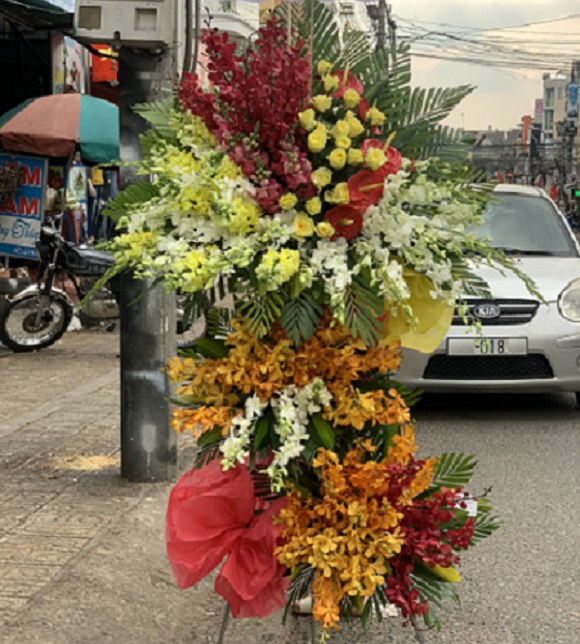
(255, 248, 301, 290)
(275, 439, 435, 632)
(114, 231, 159, 263)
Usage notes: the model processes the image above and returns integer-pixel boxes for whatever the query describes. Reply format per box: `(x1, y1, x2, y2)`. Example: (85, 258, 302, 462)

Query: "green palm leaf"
(430, 452, 478, 489)
(101, 180, 159, 222)
(471, 497, 502, 545)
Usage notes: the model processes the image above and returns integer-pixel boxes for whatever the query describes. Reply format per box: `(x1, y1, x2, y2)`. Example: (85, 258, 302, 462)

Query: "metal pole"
(118, 47, 177, 481)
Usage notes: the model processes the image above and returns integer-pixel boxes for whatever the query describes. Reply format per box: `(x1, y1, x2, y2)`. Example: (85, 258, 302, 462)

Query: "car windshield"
(474, 193, 579, 257)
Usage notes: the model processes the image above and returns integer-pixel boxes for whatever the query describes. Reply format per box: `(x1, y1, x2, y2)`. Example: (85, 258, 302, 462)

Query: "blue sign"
(568, 82, 578, 119)
(0, 155, 47, 259)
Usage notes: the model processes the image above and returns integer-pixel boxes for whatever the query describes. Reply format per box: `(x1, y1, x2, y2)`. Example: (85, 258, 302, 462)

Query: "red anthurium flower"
(331, 70, 364, 97)
(348, 169, 386, 212)
(358, 96, 370, 121)
(324, 205, 364, 240)
(360, 138, 384, 156)
(383, 145, 402, 177)
(359, 139, 402, 178)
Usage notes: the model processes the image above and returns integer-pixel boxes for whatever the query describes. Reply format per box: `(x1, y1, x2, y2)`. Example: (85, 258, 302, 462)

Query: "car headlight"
(559, 278, 580, 321)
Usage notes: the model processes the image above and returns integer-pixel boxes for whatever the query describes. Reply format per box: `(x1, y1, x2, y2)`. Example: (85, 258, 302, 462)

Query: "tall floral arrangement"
(105, 9, 508, 639)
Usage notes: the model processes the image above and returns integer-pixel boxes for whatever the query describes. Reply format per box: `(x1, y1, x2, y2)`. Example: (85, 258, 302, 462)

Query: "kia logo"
(473, 303, 501, 320)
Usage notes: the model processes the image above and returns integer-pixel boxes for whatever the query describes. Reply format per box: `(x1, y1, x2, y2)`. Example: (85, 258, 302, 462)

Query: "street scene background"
(0, 328, 578, 643)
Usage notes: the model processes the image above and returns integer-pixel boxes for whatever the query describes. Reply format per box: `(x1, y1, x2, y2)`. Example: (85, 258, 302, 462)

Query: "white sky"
(395, 0, 580, 131)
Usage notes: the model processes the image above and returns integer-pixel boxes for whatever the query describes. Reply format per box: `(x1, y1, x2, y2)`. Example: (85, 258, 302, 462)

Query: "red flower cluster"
(166, 459, 288, 618)
(179, 19, 315, 212)
(386, 485, 475, 620)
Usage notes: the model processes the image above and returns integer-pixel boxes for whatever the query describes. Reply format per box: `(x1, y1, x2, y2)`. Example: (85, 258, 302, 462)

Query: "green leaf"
(430, 452, 477, 489)
(194, 337, 229, 359)
(252, 408, 274, 452)
(344, 274, 384, 346)
(308, 413, 335, 450)
(197, 425, 223, 447)
(470, 497, 502, 545)
(280, 291, 323, 345)
(101, 180, 159, 222)
(132, 97, 176, 138)
(236, 289, 284, 338)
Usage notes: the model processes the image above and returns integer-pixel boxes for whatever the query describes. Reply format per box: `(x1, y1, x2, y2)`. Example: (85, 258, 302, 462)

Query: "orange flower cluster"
(168, 319, 407, 436)
(170, 405, 236, 437)
(275, 439, 437, 633)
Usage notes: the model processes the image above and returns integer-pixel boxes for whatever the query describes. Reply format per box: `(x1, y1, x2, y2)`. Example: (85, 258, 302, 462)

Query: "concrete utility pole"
(118, 47, 178, 482)
(376, 0, 396, 51)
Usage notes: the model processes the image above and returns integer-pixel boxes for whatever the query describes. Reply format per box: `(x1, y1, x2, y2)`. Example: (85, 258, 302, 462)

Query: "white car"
(396, 184, 580, 406)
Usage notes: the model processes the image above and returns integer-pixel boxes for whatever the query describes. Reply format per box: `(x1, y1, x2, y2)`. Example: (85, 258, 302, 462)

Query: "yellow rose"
(331, 120, 350, 138)
(317, 60, 332, 77)
(308, 127, 328, 154)
(343, 88, 361, 108)
(334, 135, 351, 150)
(347, 148, 363, 166)
(312, 95, 332, 113)
(345, 112, 364, 138)
(323, 74, 339, 93)
(365, 147, 386, 171)
(324, 182, 349, 204)
(293, 213, 315, 238)
(316, 221, 335, 237)
(328, 148, 347, 170)
(306, 196, 322, 215)
(279, 193, 298, 210)
(311, 167, 333, 189)
(298, 108, 317, 131)
(366, 106, 386, 127)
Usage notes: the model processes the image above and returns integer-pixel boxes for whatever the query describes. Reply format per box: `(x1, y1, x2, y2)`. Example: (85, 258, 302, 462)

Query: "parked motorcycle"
(0, 217, 200, 352)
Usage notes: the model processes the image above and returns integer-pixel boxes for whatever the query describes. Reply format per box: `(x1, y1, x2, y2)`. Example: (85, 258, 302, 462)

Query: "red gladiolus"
(178, 18, 315, 209)
(166, 460, 288, 618)
(324, 205, 363, 240)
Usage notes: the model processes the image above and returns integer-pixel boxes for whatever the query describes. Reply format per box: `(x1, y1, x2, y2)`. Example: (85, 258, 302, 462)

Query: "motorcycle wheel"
(0, 294, 73, 352)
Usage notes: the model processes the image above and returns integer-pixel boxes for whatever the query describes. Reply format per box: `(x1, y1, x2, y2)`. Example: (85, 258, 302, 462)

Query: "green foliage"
(132, 98, 176, 139)
(101, 180, 159, 222)
(280, 291, 323, 345)
(430, 452, 478, 489)
(344, 274, 384, 346)
(236, 289, 285, 338)
(308, 413, 335, 450)
(193, 337, 229, 359)
(471, 497, 502, 545)
(411, 564, 461, 631)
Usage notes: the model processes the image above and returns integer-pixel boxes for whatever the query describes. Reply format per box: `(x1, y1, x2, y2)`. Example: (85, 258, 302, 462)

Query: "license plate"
(447, 338, 528, 356)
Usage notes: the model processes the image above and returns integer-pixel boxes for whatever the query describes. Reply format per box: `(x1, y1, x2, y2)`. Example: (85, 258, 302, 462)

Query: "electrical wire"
(391, 13, 580, 74)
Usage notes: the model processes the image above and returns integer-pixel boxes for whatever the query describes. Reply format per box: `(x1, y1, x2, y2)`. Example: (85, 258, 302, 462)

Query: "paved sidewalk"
(0, 330, 421, 644)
